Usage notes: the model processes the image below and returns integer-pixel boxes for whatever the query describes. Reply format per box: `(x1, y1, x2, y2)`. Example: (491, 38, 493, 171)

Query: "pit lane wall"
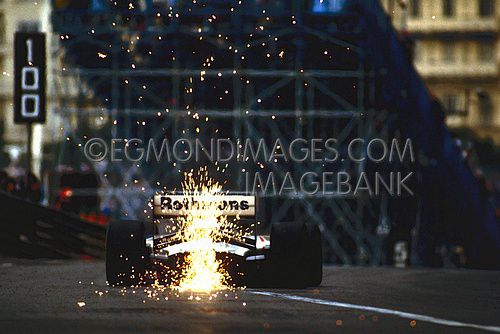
(0, 191, 105, 259)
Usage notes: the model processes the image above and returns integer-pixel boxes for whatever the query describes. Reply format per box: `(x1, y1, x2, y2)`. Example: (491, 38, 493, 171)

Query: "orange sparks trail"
(169, 167, 240, 293)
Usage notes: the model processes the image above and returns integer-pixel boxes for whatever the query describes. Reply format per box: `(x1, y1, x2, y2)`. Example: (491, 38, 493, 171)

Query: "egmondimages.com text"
(84, 137, 415, 196)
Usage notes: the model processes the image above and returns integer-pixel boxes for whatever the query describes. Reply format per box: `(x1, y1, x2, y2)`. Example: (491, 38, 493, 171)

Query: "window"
(444, 94, 460, 114)
(479, 0, 494, 17)
(413, 41, 422, 63)
(462, 44, 470, 62)
(17, 20, 40, 32)
(443, 41, 456, 63)
(0, 13, 5, 44)
(428, 42, 438, 64)
(478, 91, 493, 124)
(443, 0, 455, 17)
(478, 41, 494, 63)
(410, 0, 421, 17)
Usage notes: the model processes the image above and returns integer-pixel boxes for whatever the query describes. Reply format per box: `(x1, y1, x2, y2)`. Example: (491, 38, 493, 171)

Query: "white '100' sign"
(21, 38, 40, 118)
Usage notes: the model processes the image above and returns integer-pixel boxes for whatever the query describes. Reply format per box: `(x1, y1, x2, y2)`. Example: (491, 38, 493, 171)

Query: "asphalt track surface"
(0, 259, 499, 334)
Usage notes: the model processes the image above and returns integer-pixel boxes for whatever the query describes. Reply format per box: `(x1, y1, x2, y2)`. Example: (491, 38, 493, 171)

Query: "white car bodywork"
(147, 234, 270, 261)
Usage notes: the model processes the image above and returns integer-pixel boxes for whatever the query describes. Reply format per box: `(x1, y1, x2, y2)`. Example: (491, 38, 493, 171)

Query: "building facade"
(382, 0, 500, 144)
(0, 0, 56, 175)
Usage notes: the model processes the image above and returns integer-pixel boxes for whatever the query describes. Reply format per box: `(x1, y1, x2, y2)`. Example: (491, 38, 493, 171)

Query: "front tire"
(106, 220, 148, 286)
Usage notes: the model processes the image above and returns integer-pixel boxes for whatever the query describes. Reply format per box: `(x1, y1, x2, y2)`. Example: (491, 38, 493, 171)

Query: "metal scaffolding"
(49, 1, 396, 265)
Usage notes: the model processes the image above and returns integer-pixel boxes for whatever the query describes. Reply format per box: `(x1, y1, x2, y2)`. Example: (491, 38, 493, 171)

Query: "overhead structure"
(48, 0, 498, 267)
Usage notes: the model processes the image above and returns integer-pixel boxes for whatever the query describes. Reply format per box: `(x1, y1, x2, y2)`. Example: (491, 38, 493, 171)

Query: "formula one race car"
(105, 194, 322, 288)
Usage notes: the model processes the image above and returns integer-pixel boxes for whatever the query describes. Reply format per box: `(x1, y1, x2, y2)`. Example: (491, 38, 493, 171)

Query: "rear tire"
(106, 220, 148, 286)
(270, 221, 309, 288)
(305, 224, 323, 287)
(270, 221, 323, 288)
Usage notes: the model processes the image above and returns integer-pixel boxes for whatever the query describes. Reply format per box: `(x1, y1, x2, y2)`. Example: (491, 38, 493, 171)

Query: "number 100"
(21, 38, 40, 118)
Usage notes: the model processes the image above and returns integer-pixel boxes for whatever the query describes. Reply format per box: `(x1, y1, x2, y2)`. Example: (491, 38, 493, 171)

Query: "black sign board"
(14, 32, 46, 124)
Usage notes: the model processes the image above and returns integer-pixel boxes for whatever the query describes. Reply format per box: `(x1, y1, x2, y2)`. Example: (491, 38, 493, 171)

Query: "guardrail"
(0, 191, 106, 259)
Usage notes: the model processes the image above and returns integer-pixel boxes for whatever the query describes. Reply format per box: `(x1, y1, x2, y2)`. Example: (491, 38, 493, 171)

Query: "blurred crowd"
(0, 170, 42, 203)
(0, 165, 112, 226)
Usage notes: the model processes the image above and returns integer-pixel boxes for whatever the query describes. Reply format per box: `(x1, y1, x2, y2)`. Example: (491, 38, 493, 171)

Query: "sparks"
(170, 167, 244, 293)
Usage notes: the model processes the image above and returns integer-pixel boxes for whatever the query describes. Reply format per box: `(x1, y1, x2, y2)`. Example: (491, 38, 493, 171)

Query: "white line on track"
(250, 291, 500, 333)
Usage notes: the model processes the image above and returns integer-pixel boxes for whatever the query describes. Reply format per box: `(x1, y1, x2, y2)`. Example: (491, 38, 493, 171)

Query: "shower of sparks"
(156, 167, 249, 294)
